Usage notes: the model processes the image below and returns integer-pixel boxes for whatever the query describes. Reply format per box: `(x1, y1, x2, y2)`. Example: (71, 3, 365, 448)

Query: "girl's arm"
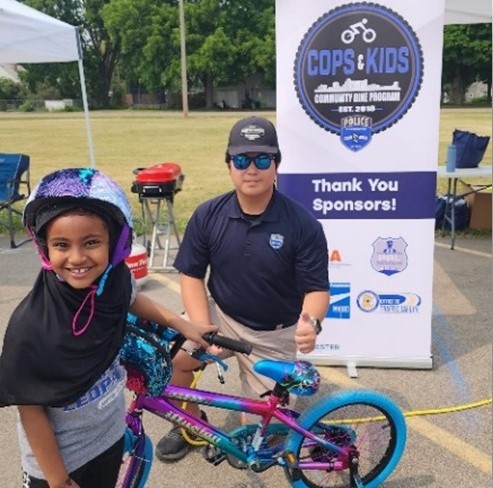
(129, 292, 217, 350)
(18, 405, 79, 488)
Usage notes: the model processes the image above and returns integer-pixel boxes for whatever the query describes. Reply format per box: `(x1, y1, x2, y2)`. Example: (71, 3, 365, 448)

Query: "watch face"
(311, 318, 322, 334)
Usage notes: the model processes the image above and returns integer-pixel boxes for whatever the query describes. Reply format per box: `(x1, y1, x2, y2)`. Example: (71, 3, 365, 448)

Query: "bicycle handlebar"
(202, 332, 252, 355)
(126, 315, 252, 357)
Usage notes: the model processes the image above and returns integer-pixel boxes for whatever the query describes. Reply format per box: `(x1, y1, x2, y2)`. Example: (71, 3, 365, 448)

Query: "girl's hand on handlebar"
(182, 319, 218, 350)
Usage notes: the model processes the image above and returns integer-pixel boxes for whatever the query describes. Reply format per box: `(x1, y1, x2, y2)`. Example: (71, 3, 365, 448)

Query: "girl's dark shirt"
(0, 263, 132, 407)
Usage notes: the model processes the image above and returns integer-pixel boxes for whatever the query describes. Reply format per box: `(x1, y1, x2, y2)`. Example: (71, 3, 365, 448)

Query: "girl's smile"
(45, 212, 110, 289)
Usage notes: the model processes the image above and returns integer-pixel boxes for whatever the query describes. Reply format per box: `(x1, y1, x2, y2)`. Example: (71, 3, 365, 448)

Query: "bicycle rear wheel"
(284, 390, 406, 488)
(116, 429, 153, 488)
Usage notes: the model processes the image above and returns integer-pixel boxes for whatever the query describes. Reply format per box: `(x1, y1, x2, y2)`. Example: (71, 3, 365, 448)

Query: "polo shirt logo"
(269, 233, 284, 249)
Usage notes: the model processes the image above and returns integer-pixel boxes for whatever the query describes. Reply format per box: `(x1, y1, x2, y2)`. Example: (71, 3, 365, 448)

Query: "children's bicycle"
(117, 315, 407, 488)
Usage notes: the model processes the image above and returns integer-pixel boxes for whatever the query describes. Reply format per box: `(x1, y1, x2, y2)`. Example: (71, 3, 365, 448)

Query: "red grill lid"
(135, 162, 182, 183)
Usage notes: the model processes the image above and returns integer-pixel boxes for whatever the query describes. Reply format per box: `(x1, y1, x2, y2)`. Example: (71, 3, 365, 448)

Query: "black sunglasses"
(230, 154, 274, 170)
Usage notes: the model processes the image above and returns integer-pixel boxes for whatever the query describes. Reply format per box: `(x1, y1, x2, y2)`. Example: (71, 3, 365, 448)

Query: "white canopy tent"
(445, 0, 492, 24)
(0, 0, 95, 166)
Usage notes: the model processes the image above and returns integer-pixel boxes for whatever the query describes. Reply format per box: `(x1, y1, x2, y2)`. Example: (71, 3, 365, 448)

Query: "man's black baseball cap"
(226, 116, 280, 156)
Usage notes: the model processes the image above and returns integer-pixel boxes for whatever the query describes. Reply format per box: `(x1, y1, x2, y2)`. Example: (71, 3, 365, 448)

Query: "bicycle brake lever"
(194, 352, 229, 372)
(215, 362, 225, 384)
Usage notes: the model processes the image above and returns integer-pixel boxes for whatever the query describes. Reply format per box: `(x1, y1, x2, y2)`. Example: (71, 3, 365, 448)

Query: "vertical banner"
(276, 1, 445, 368)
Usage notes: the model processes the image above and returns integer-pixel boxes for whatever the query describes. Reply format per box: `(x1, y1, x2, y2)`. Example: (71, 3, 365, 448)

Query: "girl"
(0, 168, 216, 488)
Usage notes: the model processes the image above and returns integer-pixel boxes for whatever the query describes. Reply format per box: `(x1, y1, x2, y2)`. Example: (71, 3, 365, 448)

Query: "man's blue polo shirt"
(174, 189, 329, 331)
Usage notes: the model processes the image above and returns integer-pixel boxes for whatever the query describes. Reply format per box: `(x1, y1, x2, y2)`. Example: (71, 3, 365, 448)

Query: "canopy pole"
(76, 28, 96, 167)
(178, 0, 189, 117)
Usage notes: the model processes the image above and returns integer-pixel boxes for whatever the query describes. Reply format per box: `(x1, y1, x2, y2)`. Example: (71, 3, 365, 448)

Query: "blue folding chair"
(0, 153, 31, 248)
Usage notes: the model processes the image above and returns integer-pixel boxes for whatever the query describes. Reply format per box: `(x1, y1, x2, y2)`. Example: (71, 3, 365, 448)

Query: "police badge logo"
(269, 233, 284, 249)
(293, 3, 423, 151)
(370, 237, 408, 276)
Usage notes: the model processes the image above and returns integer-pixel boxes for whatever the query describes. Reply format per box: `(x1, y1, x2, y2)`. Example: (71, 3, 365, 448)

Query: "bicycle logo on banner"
(341, 18, 377, 44)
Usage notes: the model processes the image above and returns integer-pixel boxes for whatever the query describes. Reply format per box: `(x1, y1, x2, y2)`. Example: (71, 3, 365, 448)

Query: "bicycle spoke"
(292, 402, 398, 487)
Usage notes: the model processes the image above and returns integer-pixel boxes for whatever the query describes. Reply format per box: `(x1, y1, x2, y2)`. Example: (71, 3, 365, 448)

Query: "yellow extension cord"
(180, 368, 208, 446)
(329, 398, 492, 425)
(180, 369, 492, 443)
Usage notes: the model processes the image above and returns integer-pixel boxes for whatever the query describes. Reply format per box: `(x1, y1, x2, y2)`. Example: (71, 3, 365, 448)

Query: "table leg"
(450, 178, 458, 250)
(441, 179, 452, 236)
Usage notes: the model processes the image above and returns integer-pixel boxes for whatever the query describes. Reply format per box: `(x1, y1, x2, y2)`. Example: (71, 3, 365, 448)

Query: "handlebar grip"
(203, 332, 252, 355)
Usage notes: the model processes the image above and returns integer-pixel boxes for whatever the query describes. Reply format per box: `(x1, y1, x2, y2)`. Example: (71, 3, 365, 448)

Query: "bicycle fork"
(349, 452, 363, 488)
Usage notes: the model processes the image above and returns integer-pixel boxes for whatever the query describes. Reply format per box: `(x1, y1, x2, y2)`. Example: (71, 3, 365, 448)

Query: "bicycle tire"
(116, 430, 153, 488)
(284, 390, 406, 488)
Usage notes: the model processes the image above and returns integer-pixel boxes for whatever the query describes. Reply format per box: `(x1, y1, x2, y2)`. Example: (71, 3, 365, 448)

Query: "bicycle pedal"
(282, 451, 301, 481)
(202, 444, 226, 466)
(226, 453, 248, 470)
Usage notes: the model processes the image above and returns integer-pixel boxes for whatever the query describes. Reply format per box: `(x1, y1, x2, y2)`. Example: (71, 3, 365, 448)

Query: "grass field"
(0, 107, 491, 234)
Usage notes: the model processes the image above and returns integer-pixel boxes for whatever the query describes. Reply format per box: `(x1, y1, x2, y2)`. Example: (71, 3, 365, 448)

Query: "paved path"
(0, 234, 491, 487)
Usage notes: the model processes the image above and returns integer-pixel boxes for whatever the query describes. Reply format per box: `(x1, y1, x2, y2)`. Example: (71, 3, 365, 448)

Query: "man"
(156, 115, 330, 462)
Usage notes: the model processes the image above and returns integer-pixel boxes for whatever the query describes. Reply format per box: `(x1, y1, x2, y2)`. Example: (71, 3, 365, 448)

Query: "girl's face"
(45, 212, 110, 289)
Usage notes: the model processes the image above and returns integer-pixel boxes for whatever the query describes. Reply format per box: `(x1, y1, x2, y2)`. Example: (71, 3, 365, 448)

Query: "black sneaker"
(155, 411, 207, 463)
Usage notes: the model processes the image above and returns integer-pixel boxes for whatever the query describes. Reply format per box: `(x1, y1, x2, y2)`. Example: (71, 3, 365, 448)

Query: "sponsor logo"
(370, 237, 408, 276)
(315, 343, 341, 351)
(294, 3, 423, 151)
(329, 248, 351, 268)
(327, 282, 351, 319)
(356, 290, 421, 313)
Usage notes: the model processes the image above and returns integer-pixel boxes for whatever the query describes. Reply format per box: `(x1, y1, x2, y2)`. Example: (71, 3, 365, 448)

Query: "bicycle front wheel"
(284, 390, 406, 488)
(116, 429, 153, 488)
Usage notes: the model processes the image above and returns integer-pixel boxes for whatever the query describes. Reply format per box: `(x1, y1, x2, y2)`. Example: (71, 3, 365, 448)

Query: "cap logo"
(240, 124, 265, 141)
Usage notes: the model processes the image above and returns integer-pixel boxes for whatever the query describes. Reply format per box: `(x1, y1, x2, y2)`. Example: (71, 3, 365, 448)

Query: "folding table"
(436, 165, 492, 249)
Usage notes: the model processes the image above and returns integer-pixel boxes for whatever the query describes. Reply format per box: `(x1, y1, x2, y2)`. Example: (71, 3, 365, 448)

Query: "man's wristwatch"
(310, 317, 322, 335)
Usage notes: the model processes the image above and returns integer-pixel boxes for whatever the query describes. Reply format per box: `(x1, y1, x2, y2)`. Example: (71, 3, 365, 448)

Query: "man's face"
(228, 152, 277, 198)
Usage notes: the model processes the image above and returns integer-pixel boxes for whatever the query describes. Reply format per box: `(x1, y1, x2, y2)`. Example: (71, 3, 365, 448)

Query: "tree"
(17, 0, 277, 109)
(185, 0, 275, 108)
(82, 0, 122, 108)
(442, 24, 492, 104)
(103, 0, 276, 109)
(0, 78, 25, 111)
(103, 0, 178, 104)
(185, 0, 236, 108)
(22, 0, 121, 108)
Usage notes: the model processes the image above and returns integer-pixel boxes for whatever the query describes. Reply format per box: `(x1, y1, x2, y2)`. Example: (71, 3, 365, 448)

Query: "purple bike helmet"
(23, 168, 133, 291)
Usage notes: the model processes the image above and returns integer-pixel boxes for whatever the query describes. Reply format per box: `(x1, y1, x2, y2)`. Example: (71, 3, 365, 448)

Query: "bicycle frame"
(120, 323, 406, 488)
(127, 384, 348, 470)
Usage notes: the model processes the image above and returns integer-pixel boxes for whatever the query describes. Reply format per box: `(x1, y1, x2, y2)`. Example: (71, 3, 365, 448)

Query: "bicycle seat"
(253, 359, 320, 396)
(120, 314, 175, 396)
